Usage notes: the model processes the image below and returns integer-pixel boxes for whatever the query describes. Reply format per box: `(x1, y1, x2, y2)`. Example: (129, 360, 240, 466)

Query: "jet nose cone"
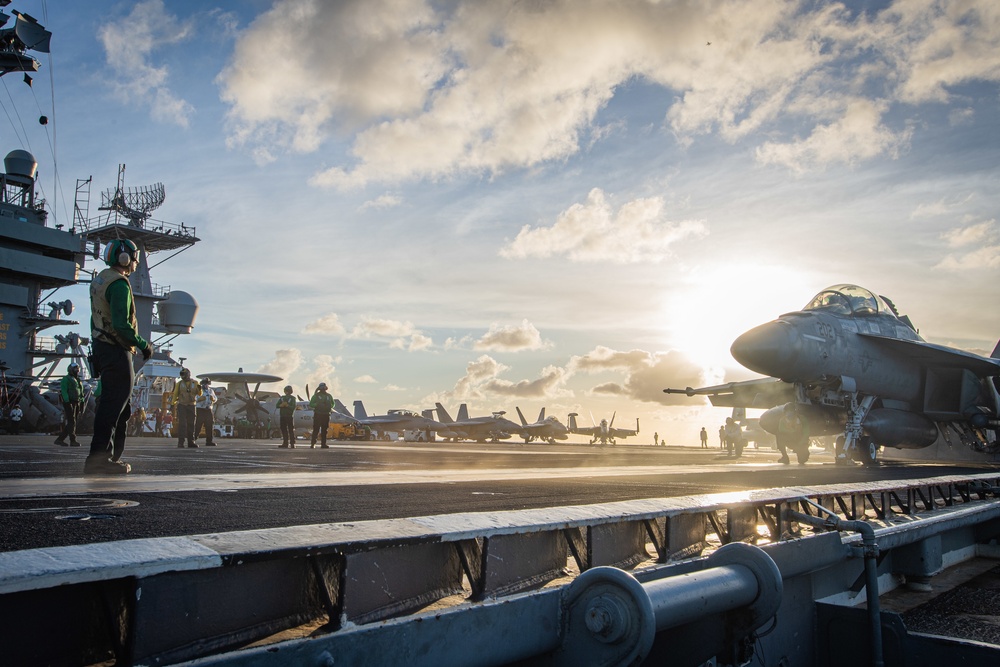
(731, 321, 799, 376)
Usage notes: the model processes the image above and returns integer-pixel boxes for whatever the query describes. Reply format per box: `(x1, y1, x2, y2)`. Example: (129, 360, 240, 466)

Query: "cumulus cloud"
(256, 348, 303, 380)
(569, 346, 712, 405)
(219, 0, 1000, 184)
(935, 220, 1000, 270)
(354, 374, 378, 384)
(942, 220, 997, 248)
(350, 316, 434, 351)
(428, 354, 572, 406)
(302, 313, 346, 336)
(500, 189, 707, 263)
(304, 354, 340, 395)
(360, 194, 403, 211)
(99, 0, 195, 127)
(755, 99, 911, 172)
(474, 320, 550, 352)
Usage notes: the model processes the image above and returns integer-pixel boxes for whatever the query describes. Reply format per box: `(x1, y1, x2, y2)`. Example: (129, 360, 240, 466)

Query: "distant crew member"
(724, 418, 743, 457)
(719, 425, 725, 449)
(276, 385, 297, 448)
(777, 403, 810, 465)
(85, 238, 152, 474)
(172, 368, 201, 448)
(54, 362, 85, 446)
(309, 382, 334, 449)
(699, 426, 708, 449)
(9, 404, 23, 434)
(162, 410, 173, 437)
(194, 378, 217, 446)
(653, 431, 659, 446)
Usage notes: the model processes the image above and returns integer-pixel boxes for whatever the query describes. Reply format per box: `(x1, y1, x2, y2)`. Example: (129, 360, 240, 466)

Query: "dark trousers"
(194, 408, 214, 445)
(311, 412, 330, 446)
(59, 402, 81, 442)
(89, 340, 134, 461)
(176, 404, 196, 445)
(279, 411, 295, 444)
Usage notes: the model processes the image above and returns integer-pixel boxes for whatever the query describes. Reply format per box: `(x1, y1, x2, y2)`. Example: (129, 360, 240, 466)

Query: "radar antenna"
(99, 164, 165, 227)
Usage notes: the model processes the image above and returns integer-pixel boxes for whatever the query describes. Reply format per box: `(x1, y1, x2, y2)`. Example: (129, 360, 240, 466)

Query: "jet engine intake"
(863, 408, 938, 449)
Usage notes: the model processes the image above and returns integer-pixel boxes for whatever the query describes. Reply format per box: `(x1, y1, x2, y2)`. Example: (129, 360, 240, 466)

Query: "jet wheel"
(855, 436, 878, 466)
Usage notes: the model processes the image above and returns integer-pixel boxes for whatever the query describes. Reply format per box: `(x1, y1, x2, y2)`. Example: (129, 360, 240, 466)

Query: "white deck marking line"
(0, 462, 785, 498)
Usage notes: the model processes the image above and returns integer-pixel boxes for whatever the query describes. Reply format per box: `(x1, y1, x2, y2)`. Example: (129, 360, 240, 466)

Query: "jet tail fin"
(457, 403, 470, 422)
(515, 406, 528, 426)
(992, 339, 1000, 360)
(333, 399, 352, 417)
(435, 402, 454, 424)
(568, 412, 579, 432)
(353, 400, 368, 419)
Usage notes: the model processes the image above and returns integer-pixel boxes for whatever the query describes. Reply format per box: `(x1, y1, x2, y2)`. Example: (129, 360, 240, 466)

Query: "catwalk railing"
(3, 472, 1000, 666)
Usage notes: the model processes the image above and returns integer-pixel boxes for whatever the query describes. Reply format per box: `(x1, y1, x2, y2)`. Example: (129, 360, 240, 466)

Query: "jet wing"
(858, 333, 1000, 377)
(663, 377, 794, 409)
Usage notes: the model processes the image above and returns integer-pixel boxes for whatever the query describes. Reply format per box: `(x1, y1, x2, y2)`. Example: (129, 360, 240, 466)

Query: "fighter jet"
(433, 403, 522, 442)
(567, 412, 639, 446)
(664, 284, 1000, 465)
(340, 400, 449, 439)
(514, 406, 570, 444)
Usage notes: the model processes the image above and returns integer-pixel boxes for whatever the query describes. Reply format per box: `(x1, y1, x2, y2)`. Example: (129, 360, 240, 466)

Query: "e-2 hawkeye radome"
(665, 284, 1000, 464)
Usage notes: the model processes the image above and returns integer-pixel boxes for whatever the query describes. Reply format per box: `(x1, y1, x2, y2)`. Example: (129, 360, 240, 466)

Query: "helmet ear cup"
(118, 248, 131, 266)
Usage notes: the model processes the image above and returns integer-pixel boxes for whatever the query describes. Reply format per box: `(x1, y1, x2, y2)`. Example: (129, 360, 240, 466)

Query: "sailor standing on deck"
(193, 378, 217, 446)
(85, 238, 152, 474)
(54, 362, 84, 446)
(309, 382, 334, 449)
(276, 385, 297, 448)
(172, 368, 201, 448)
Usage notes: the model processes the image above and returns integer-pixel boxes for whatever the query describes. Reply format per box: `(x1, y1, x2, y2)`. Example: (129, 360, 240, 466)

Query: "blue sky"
(9, 0, 1000, 443)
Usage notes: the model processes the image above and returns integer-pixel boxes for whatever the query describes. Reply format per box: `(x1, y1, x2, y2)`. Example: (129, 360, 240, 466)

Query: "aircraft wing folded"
(858, 333, 1000, 377)
(663, 377, 794, 409)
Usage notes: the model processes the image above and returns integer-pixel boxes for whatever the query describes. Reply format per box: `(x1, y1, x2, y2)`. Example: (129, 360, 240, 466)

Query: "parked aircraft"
(514, 407, 569, 444)
(433, 403, 522, 442)
(336, 400, 449, 439)
(567, 412, 639, 445)
(199, 370, 283, 431)
(664, 283, 1000, 465)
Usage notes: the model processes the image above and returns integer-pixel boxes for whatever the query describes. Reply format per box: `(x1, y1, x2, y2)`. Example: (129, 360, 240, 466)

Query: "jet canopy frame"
(802, 284, 895, 318)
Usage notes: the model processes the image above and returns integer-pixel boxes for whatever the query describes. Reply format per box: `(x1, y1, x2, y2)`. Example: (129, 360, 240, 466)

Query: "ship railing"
(3, 473, 1000, 666)
(76, 212, 195, 238)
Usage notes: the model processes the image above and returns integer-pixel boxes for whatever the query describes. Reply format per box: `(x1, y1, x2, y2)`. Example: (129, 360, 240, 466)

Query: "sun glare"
(661, 265, 817, 369)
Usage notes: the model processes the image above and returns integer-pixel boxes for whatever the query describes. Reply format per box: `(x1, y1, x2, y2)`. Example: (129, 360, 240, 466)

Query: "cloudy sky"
(10, 0, 1000, 444)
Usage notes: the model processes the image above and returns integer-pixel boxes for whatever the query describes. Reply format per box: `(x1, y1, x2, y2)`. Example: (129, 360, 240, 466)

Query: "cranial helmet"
(200, 378, 210, 386)
(68, 362, 80, 375)
(102, 238, 138, 267)
(317, 382, 328, 391)
(180, 368, 191, 379)
(284, 385, 293, 394)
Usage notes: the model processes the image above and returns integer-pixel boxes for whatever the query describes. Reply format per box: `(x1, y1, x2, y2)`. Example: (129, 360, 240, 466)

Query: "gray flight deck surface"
(1, 433, 993, 553)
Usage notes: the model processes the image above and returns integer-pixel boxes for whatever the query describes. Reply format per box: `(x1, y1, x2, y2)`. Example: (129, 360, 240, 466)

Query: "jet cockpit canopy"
(802, 284, 894, 318)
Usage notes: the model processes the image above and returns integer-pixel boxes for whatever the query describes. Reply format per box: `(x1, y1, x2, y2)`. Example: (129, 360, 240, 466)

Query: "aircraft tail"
(515, 406, 528, 426)
(333, 399, 352, 417)
(992, 339, 999, 359)
(568, 412, 579, 432)
(353, 400, 369, 419)
(457, 404, 470, 422)
(635, 418, 639, 434)
(435, 402, 455, 424)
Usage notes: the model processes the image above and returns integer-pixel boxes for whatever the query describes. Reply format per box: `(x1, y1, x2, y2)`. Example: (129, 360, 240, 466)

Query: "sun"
(660, 264, 818, 370)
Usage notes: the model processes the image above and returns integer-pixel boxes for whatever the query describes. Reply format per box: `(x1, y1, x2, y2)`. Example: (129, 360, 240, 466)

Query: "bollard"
(553, 543, 782, 666)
